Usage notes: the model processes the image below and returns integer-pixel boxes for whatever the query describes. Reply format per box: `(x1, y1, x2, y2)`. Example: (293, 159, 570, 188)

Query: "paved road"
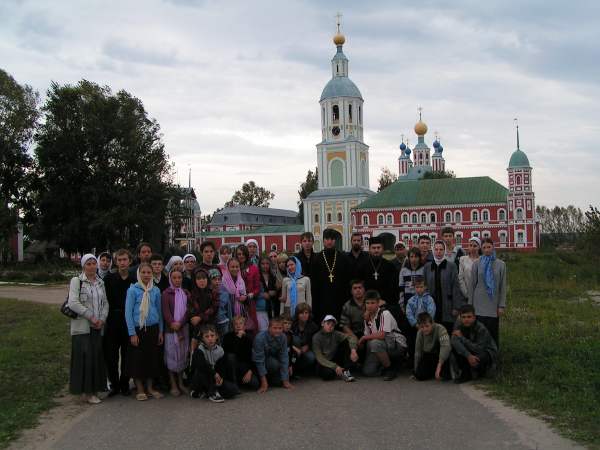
(19, 377, 579, 450)
(0, 283, 67, 304)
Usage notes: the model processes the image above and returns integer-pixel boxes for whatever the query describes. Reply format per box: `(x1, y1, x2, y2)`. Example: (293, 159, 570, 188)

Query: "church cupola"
(412, 108, 431, 168)
(431, 135, 446, 172)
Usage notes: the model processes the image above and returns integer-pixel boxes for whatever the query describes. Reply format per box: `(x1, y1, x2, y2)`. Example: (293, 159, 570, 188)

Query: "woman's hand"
(130, 335, 139, 347)
(158, 333, 164, 345)
(190, 316, 201, 326)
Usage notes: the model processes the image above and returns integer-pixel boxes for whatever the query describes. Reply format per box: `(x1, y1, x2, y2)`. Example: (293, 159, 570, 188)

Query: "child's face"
(173, 260, 184, 272)
(184, 257, 196, 271)
(248, 243, 258, 256)
(442, 232, 454, 247)
(409, 252, 420, 268)
(365, 299, 379, 313)
(286, 260, 296, 274)
(298, 310, 310, 323)
(202, 331, 218, 347)
(139, 266, 153, 284)
(261, 259, 271, 273)
(220, 248, 231, 263)
(151, 260, 163, 275)
(283, 320, 292, 332)
(228, 260, 240, 277)
(233, 320, 245, 333)
(414, 283, 426, 296)
(203, 247, 215, 264)
(115, 254, 130, 270)
(278, 260, 286, 271)
(236, 250, 246, 264)
(460, 312, 476, 327)
(322, 320, 335, 333)
(170, 271, 183, 288)
(482, 242, 494, 256)
(210, 277, 222, 290)
(195, 276, 208, 289)
(269, 322, 284, 337)
(99, 256, 111, 270)
(419, 321, 433, 335)
(351, 284, 365, 300)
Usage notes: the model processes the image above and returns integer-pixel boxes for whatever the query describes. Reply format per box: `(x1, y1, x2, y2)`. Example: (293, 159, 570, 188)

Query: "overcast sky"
(2, 0, 599, 214)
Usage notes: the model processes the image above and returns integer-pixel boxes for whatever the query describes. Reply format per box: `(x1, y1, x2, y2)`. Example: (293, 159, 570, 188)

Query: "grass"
(0, 299, 70, 448)
(482, 251, 600, 448)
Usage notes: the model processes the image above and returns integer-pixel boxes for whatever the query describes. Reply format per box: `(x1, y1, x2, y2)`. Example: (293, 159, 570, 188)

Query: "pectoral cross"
(373, 271, 379, 281)
(328, 273, 334, 283)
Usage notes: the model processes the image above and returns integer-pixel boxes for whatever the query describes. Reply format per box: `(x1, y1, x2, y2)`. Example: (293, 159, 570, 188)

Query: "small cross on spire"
(401, 133, 405, 144)
(417, 106, 423, 121)
(514, 118, 520, 150)
(335, 12, 343, 33)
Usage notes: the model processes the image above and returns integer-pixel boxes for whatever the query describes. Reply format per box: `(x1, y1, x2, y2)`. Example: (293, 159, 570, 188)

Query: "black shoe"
(120, 386, 131, 396)
(383, 369, 397, 381)
(107, 387, 120, 397)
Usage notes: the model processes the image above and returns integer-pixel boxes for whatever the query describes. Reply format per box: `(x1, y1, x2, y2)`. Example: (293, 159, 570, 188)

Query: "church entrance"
(378, 232, 396, 253)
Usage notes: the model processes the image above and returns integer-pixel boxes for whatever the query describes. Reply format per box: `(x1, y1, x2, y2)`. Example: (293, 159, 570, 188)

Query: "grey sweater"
(312, 330, 357, 370)
(469, 258, 507, 318)
(414, 323, 451, 368)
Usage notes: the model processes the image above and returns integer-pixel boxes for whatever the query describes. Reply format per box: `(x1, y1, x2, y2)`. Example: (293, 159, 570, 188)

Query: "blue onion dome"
(399, 142, 407, 151)
(438, 144, 444, 153)
(405, 148, 412, 156)
(432, 140, 440, 149)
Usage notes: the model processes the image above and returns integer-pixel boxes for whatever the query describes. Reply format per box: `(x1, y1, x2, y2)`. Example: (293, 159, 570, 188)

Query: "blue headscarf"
(480, 251, 496, 299)
(287, 256, 303, 317)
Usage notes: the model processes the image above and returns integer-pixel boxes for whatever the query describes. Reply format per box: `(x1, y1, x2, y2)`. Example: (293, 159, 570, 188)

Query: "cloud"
(102, 39, 179, 67)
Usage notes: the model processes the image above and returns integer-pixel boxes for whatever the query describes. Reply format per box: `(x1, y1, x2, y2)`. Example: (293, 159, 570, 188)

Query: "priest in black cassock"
(357, 236, 399, 306)
(346, 232, 370, 279)
(310, 228, 351, 323)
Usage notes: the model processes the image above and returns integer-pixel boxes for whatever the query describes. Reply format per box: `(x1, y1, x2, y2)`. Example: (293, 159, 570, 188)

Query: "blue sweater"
(406, 293, 436, 327)
(252, 331, 289, 381)
(125, 283, 164, 336)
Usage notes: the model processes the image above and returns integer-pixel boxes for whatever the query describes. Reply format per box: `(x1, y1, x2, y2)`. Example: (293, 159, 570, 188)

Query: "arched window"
(271, 243, 278, 251)
(471, 210, 479, 222)
(445, 211, 452, 223)
(386, 214, 393, 224)
(294, 243, 301, 252)
(411, 213, 418, 224)
(412, 234, 419, 245)
(337, 212, 343, 222)
(482, 230, 491, 238)
(430, 212, 436, 223)
(322, 107, 326, 127)
(455, 211, 462, 223)
(377, 214, 384, 225)
(348, 104, 353, 122)
(326, 213, 332, 222)
(362, 214, 369, 226)
(332, 105, 339, 122)
(516, 175, 521, 185)
(498, 209, 506, 221)
(420, 212, 427, 223)
(471, 231, 480, 239)
(358, 106, 362, 124)
(314, 213, 319, 223)
(351, 214, 356, 225)
(360, 160, 367, 186)
(455, 233, 463, 245)
(517, 231, 524, 243)
(403, 235, 410, 246)
(516, 208, 524, 220)
(499, 232, 507, 244)
(402, 213, 409, 224)
(482, 210, 489, 222)
(330, 160, 344, 187)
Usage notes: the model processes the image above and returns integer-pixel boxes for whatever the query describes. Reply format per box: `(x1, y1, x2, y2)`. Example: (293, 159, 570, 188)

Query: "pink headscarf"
(222, 265, 246, 315)
(169, 270, 187, 325)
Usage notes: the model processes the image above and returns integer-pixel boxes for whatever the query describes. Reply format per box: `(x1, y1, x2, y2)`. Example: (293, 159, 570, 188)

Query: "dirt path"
(0, 284, 68, 305)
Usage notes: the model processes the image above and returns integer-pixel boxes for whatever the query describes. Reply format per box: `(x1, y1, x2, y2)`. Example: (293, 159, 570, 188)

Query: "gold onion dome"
(333, 32, 346, 46)
(414, 120, 428, 136)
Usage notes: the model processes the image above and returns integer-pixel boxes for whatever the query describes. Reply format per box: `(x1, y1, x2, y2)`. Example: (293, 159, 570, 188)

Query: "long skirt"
(128, 324, 161, 380)
(164, 324, 189, 373)
(70, 329, 107, 395)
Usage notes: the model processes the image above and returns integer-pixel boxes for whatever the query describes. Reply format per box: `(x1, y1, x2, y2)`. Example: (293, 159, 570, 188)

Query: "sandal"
(136, 393, 148, 401)
(148, 390, 164, 399)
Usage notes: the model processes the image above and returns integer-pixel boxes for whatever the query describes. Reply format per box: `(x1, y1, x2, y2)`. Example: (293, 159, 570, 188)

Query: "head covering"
(222, 264, 247, 315)
(469, 236, 482, 247)
(395, 242, 406, 249)
(208, 268, 222, 280)
(97, 251, 113, 278)
(165, 255, 183, 273)
(323, 228, 338, 240)
(183, 253, 197, 263)
(169, 269, 188, 324)
(369, 236, 383, 246)
(433, 240, 447, 265)
(245, 239, 259, 251)
(322, 314, 337, 325)
(81, 253, 97, 268)
(480, 249, 497, 299)
(286, 256, 303, 317)
(136, 266, 154, 329)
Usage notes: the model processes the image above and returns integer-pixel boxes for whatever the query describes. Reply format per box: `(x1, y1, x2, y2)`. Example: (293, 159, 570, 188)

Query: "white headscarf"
(183, 253, 196, 263)
(136, 265, 154, 329)
(80, 253, 97, 268)
(469, 237, 482, 247)
(433, 240, 447, 265)
(245, 239, 259, 251)
(165, 255, 183, 273)
(96, 251, 112, 279)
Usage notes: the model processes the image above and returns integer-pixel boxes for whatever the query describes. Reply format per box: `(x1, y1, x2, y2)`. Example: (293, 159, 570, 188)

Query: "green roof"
(204, 224, 304, 237)
(508, 149, 531, 168)
(356, 176, 508, 210)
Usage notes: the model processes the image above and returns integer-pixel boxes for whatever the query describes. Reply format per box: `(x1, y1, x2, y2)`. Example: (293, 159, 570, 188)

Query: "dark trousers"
(442, 321, 454, 336)
(264, 356, 285, 386)
(477, 316, 500, 348)
(226, 354, 259, 390)
(452, 349, 491, 381)
(190, 354, 239, 398)
(406, 327, 418, 361)
(414, 351, 450, 381)
(268, 299, 281, 318)
(316, 341, 356, 381)
(103, 314, 130, 391)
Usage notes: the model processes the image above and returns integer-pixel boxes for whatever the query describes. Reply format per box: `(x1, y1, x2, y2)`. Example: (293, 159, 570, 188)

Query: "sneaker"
(341, 370, 356, 382)
(383, 369, 397, 381)
(208, 391, 225, 403)
(87, 395, 102, 404)
(190, 390, 206, 399)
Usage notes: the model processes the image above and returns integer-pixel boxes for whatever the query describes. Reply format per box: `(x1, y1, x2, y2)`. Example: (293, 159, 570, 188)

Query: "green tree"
(33, 80, 176, 253)
(422, 170, 456, 180)
(377, 166, 397, 192)
(224, 181, 274, 208)
(297, 168, 318, 222)
(0, 69, 40, 261)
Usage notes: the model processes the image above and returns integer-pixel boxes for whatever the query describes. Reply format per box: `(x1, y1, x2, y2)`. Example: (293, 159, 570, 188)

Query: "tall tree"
(297, 168, 318, 222)
(224, 181, 274, 208)
(0, 69, 39, 260)
(377, 167, 398, 192)
(33, 80, 176, 253)
(536, 205, 585, 244)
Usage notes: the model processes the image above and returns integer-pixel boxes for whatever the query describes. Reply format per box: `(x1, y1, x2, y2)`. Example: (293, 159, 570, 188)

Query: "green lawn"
(484, 251, 600, 448)
(0, 299, 70, 448)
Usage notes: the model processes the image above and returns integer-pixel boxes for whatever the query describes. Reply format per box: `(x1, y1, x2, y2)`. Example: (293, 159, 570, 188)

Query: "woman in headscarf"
(423, 240, 465, 334)
(245, 239, 260, 266)
(258, 257, 277, 329)
(235, 245, 260, 332)
(165, 255, 184, 274)
(189, 268, 215, 341)
(125, 262, 164, 401)
(469, 237, 506, 347)
(183, 253, 197, 279)
(96, 251, 113, 280)
(68, 254, 109, 404)
(458, 237, 482, 300)
(161, 268, 191, 396)
(217, 258, 247, 335)
(280, 256, 312, 317)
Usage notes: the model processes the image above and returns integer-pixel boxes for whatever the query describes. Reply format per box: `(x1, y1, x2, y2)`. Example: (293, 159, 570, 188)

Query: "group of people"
(67, 227, 506, 404)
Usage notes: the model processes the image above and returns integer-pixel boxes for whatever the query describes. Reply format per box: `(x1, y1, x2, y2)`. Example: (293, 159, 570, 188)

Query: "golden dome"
(414, 120, 428, 136)
(333, 32, 345, 46)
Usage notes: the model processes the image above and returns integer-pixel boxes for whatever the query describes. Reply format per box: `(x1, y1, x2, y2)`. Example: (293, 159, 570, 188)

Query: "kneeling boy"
(312, 315, 359, 382)
(252, 317, 293, 393)
(413, 312, 450, 381)
(360, 290, 407, 380)
(450, 305, 498, 383)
